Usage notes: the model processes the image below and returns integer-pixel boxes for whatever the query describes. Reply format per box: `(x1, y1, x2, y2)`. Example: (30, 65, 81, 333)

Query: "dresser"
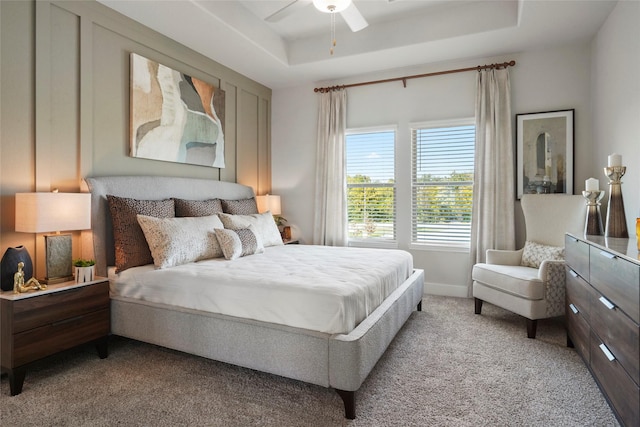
(565, 233, 639, 427)
(0, 278, 110, 395)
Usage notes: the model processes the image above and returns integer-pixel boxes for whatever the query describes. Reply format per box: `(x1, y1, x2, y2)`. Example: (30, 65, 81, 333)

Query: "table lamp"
(256, 194, 281, 216)
(15, 191, 91, 284)
(256, 194, 289, 239)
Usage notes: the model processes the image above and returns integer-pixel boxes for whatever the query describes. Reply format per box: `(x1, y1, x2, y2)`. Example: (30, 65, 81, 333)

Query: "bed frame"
(86, 175, 424, 419)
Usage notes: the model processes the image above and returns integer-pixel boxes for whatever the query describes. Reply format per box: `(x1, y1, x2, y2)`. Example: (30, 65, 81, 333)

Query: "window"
(411, 120, 475, 247)
(346, 128, 396, 245)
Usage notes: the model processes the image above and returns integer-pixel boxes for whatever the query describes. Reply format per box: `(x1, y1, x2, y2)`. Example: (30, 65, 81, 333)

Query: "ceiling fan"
(265, 0, 369, 33)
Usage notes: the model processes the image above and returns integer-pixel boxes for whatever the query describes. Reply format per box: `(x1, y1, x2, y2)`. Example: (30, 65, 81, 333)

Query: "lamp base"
(44, 234, 74, 284)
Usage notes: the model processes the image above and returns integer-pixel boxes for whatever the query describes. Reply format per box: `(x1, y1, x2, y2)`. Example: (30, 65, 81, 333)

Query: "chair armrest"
(538, 259, 565, 281)
(539, 259, 567, 317)
(486, 248, 523, 266)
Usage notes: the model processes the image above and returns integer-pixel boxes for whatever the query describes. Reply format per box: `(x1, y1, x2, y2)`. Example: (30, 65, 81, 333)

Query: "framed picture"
(130, 53, 225, 168)
(516, 109, 574, 199)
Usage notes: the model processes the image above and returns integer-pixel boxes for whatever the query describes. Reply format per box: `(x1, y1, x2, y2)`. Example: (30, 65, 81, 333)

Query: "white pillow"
(218, 212, 283, 247)
(214, 226, 264, 260)
(521, 240, 564, 268)
(136, 214, 224, 268)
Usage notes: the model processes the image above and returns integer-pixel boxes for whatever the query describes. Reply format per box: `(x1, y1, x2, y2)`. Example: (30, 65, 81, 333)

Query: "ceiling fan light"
(313, 0, 351, 14)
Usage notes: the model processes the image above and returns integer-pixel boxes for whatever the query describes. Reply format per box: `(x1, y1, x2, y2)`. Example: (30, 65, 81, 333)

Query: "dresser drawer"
(590, 289, 640, 385)
(11, 308, 110, 367)
(590, 332, 640, 427)
(566, 299, 590, 363)
(566, 267, 592, 322)
(11, 282, 109, 333)
(590, 246, 640, 323)
(565, 235, 590, 280)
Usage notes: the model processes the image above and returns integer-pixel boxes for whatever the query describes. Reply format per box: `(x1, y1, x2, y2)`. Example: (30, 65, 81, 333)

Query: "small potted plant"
(73, 259, 95, 283)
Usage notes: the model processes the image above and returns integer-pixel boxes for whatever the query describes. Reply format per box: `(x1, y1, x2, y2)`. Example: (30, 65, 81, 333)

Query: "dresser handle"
(568, 269, 578, 278)
(569, 304, 579, 314)
(599, 250, 616, 260)
(599, 296, 615, 310)
(599, 343, 616, 362)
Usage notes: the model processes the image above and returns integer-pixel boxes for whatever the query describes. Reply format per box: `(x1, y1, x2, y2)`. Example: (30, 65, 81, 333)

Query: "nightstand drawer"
(11, 282, 109, 333)
(565, 235, 590, 280)
(590, 332, 640, 427)
(590, 246, 640, 323)
(591, 289, 640, 384)
(11, 308, 110, 367)
(566, 267, 592, 322)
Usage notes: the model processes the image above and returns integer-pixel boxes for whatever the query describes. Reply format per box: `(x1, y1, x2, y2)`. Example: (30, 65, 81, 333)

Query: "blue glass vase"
(1, 246, 34, 291)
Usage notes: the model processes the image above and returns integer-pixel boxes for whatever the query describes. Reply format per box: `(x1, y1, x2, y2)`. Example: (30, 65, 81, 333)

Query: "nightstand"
(0, 277, 110, 395)
(283, 239, 299, 245)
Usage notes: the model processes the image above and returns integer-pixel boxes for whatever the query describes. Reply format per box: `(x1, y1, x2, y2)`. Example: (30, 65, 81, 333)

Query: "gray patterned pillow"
(214, 226, 264, 260)
(174, 198, 223, 217)
(221, 198, 259, 215)
(218, 212, 283, 247)
(521, 240, 564, 268)
(107, 195, 175, 272)
(137, 214, 224, 268)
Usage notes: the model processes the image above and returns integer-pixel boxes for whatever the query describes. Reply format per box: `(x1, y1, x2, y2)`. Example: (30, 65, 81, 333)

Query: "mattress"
(109, 244, 413, 334)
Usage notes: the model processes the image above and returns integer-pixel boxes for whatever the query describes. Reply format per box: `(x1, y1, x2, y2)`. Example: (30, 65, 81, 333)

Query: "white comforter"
(109, 244, 413, 334)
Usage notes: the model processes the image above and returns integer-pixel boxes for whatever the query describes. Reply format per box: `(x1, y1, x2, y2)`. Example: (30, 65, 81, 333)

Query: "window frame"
(408, 118, 475, 252)
(345, 125, 398, 249)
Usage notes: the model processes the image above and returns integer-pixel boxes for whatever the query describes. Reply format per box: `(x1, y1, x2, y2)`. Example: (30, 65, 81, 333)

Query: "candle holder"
(582, 190, 605, 235)
(604, 166, 628, 238)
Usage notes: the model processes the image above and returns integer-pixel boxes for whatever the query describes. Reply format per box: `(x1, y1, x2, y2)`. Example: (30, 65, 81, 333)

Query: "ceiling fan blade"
(340, 2, 368, 32)
(265, 0, 312, 23)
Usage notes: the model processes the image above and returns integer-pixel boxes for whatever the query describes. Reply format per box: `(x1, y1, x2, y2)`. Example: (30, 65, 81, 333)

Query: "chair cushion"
(472, 263, 544, 300)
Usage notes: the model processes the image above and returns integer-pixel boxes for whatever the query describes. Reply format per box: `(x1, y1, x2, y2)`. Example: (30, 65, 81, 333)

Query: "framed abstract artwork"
(516, 109, 574, 199)
(130, 53, 225, 168)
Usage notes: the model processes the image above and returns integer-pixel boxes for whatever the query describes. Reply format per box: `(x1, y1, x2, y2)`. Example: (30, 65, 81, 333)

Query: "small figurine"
(13, 261, 46, 293)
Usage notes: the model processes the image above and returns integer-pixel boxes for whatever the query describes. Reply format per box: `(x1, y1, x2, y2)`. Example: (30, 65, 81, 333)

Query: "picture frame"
(516, 109, 574, 199)
(129, 53, 226, 168)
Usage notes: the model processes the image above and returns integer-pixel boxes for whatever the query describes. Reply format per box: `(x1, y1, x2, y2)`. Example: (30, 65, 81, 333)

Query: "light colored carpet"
(1, 296, 619, 426)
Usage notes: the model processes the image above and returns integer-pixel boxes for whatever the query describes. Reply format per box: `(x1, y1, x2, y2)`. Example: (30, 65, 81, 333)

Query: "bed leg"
(335, 389, 356, 419)
(417, 299, 422, 312)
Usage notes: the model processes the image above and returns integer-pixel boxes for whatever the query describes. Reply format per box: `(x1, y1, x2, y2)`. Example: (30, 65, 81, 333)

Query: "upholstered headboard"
(85, 176, 255, 276)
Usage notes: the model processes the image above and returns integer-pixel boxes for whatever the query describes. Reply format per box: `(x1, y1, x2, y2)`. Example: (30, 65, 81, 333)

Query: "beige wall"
(0, 0, 271, 278)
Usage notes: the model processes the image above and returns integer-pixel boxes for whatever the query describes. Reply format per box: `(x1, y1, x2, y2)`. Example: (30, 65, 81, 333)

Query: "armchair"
(472, 194, 585, 338)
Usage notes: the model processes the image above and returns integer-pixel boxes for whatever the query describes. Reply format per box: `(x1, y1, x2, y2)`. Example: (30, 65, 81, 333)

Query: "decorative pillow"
(218, 212, 283, 247)
(174, 198, 223, 217)
(221, 198, 259, 215)
(107, 195, 175, 272)
(137, 215, 225, 268)
(214, 226, 264, 260)
(521, 240, 565, 268)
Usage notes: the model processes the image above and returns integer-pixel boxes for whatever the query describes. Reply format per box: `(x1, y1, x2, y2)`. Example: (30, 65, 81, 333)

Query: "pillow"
(214, 226, 264, 260)
(137, 215, 225, 268)
(521, 240, 565, 268)
(221, 198, 259, 215)
(107, 195, 175, 272)
(174, 198, 223, 217)
(218, 212, 283, 247)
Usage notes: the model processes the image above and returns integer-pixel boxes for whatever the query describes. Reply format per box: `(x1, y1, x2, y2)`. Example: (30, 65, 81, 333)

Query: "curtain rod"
(313, 60, 516, 93)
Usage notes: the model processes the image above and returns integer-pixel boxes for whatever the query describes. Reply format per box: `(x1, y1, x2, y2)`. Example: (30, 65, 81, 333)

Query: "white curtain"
(469, 68, 515, 294)
(313, 89, 348, 246)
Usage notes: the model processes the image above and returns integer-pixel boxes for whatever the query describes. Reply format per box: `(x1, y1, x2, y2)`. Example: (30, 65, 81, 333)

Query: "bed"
(86, 175, 424, 419)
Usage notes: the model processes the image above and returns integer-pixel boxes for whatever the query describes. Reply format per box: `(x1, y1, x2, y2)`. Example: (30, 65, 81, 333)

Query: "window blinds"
(346, 131, 396, 241)
(411, 124, 475, 245)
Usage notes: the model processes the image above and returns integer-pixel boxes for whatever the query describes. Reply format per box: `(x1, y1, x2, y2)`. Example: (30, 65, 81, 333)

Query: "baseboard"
(424, 281, 469, 298)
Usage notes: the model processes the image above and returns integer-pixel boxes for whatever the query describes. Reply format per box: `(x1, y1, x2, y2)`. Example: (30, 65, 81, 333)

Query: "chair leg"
(526, 318, 537, 339)
(474, 298, 483, 315)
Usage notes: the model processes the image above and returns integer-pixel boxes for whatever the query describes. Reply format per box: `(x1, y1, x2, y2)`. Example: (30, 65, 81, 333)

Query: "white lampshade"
(256, 194, 281, 216)
(16, 192, 91, 233)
